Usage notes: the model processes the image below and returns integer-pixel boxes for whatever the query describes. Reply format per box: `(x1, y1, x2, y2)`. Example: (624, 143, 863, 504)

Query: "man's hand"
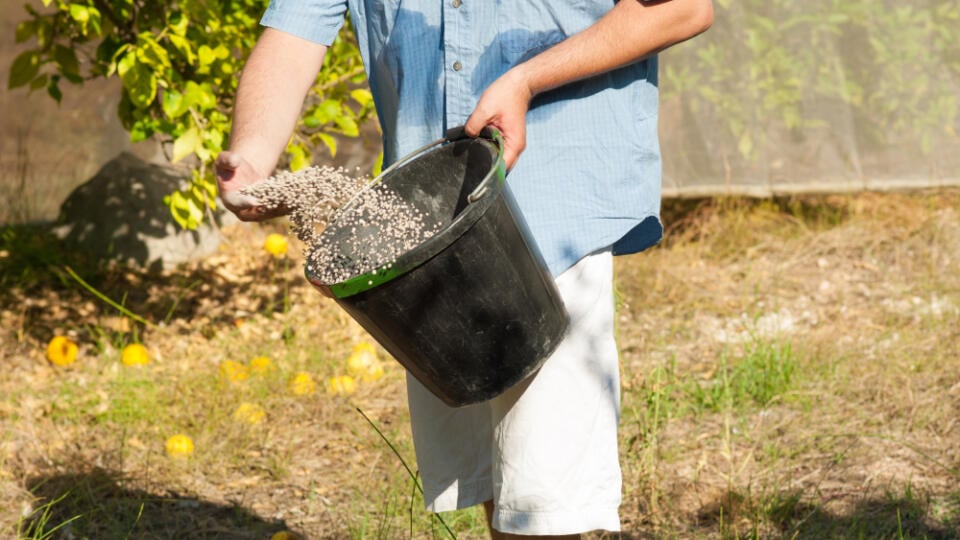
(215, 150, 286, 221)
(464, 69, 533, 170)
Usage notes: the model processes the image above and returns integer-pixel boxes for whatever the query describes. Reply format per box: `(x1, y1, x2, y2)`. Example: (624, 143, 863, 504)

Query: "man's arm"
(216, 28, 328, 221)
(464, 0, 714, 169)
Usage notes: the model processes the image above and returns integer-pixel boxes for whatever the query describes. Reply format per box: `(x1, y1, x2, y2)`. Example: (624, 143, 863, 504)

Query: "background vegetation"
(10, 0, 374, 229)
(660, 0, 960, 191)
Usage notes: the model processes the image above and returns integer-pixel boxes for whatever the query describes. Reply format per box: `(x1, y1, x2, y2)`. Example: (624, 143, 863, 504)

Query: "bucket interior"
(311, 138, 500, 289)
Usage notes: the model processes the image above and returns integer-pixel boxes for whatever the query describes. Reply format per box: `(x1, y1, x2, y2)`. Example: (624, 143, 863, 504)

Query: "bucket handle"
(443, 126, 504, 203)
(345, 126, 503, 211)
(326, 127, 497, 224)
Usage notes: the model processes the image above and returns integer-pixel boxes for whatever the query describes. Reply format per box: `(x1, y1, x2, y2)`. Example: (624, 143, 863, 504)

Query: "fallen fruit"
(360, 362, 385, 383)
(264, 233, 288, 258)
(219, 360, 250, 383)
(249, 356, 275, 376)
(46, 336, 78, 367)
(165, 434, 195, 458)
(327, 375, 357, 396)
(121, 343, 150, 366)
(288, 372, 316, 396)
(233, 402, 266, 425)
(346, 342, 383, 382)
(270, 532, 301, 540)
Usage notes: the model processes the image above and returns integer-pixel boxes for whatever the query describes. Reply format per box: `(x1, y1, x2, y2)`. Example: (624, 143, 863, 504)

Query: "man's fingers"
(215, 152, 243, 180)
(463, 112, 489, 138)
(503, 142, 521, 171)
(221, 190, 262, 210)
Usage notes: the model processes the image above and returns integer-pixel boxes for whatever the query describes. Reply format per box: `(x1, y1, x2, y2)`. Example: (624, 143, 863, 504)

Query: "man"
(216, 1, 712, 537)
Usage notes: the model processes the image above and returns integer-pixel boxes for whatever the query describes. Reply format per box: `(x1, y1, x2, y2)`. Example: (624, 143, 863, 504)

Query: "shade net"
(658, 0, 960, 197)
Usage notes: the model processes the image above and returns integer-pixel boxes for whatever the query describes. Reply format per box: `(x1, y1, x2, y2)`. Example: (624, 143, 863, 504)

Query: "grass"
(2, 190, 960, 538)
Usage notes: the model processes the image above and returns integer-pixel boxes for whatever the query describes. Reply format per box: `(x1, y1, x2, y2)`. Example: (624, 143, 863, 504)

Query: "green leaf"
(335, 115, 359, 137)
(29, 73, 48, 91)
(136, 33, 171, 70)
(172, 126, 200, 162)
(287, 144, 310, 171)
(372, 151, 384, 177)
(169, 190, 203, 229)
(317, 132, 337, 157)
(54, 44, 80, 78)
(350, 88, 373, 107)
(168, 34, 195, 65)
(183, 81, 216, 110)
(197, 45, 215, 68)
(194, 170, 218, 207)
(9, 50, 40, 89)
(68, 4, 101, 36)
(162, 89, 187, 118)
(15, 20, 35, 44)
(47, 78, 62, 103)
(98, 38, 125, 72)
(68, 4, 90, 27)
(169, 12, 188, 36)
(315, 99, 341, 123)
(201, 128, 224, 154)
(128, 116, 155, 142)
(117, 51, 157, 108)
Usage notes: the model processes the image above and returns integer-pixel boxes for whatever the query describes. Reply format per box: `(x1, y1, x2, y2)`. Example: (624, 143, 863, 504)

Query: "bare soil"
(1, 191, 959, 539)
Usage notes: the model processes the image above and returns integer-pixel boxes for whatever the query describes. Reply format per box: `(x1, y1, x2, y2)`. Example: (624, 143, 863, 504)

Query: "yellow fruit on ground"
(46, 336, 78, 367)
(219, 360, 250, 383)
(249, 356, 275, 376)
(263, 233, 288, 258)
(360, 362, 385, 383)
(327, 375, 357, 396)
(346, 342, 384, 382)
(233, 402, 266, 425)
(270, 532, 301, 540)
(164, 434, 194, 458)
(352, 341, 377, 356)
(346, 343, 376, 372)
(288, 372, 316, 396)
(121, 343, 150, 366)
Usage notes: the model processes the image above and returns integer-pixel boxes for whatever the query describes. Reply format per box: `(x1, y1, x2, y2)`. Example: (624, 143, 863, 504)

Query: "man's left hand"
(464, 68, 533, 170)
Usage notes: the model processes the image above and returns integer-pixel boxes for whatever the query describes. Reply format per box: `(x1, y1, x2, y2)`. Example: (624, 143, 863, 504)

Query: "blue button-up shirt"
(262, 0, 663, 276)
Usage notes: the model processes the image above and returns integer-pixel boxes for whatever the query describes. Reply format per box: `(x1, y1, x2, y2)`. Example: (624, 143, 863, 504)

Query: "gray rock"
(53, 152, 234, 270)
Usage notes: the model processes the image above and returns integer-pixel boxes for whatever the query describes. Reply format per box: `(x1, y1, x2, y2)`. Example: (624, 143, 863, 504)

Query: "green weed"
(688, 339, 796, 414)
(15, 492, 82, 540)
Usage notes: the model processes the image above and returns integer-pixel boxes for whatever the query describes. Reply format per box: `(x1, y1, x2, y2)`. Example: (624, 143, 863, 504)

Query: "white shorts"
(406, 249, 621, 536)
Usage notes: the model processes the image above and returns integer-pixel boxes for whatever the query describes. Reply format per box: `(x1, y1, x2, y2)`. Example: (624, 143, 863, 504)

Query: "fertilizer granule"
(241, 166, 439, 284)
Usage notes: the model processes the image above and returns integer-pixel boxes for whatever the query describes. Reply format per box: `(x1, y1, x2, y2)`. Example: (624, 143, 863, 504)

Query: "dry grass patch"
(616, 191, 960, 539)
(2, 190, 959, 539)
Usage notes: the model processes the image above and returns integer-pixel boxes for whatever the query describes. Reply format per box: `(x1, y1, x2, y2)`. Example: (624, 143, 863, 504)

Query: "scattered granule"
(241, 166, 440, 285)
(241, 166, 367, 246)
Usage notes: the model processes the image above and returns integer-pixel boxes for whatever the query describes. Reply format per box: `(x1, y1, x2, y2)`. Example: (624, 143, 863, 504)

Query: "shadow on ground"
(21, 467, 293, 540)
(1, 222, 294, 345)
(694, 488, 960, 539)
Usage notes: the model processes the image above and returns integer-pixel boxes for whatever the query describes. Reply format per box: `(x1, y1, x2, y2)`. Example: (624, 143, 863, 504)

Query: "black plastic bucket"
(306, 127, 568, 407)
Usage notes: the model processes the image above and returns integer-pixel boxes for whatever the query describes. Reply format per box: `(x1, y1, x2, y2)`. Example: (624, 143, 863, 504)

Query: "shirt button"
(451, 0, 462, 7)
(453, 61, 462, 71)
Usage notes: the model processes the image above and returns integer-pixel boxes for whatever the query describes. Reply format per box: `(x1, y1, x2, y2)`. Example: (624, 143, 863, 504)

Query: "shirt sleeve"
(261, 0, 348, 46)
